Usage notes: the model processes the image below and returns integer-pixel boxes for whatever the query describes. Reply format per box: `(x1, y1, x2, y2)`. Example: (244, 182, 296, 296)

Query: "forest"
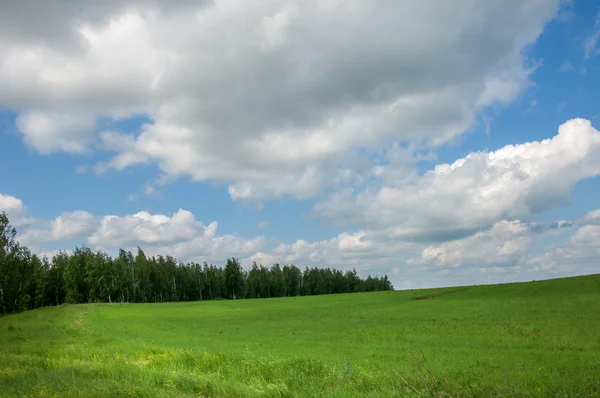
(0, 211, 392, 315)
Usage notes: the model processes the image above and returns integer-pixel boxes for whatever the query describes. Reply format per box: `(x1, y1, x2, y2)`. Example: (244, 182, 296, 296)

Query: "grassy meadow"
(0, 274, 599, 397)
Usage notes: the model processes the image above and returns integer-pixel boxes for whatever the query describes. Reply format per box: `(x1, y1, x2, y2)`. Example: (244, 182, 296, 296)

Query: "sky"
(1, 0, 599, 290)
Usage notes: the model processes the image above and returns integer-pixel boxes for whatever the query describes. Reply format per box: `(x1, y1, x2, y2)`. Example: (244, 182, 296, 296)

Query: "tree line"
(0, 212, 393, 315)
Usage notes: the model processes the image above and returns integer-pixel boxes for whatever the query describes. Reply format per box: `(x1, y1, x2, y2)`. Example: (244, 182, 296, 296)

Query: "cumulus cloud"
(89, 209, 215, 248)
(580, 209, 600, 226)
(524, 222, 600, 277)
(570, 225, 600, 248)
(0, 0, 561, 199)
(81, 208, 265, 264)
(1, 193, 415, 273)
(0, 194, 33, 227)
(250, 230, 417, 272)
(87, 212, 416, 271)
(94, 131, 149, 173)
(15, 210, 98, 247)
(313, 118, 600, 241)
(1, 192, 267, 265)
(51, 211, 98, 240)
(408, 220, 532, 268)
(149, 234, 266, 265)
(2, 192, 598, 288)
(15, 112, 97, 154)
(8, 1, 597, 287)
(408, 219, 574, 269)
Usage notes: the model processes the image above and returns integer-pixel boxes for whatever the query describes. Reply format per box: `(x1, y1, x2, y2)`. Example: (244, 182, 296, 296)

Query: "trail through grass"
(1, 274, 599, 397)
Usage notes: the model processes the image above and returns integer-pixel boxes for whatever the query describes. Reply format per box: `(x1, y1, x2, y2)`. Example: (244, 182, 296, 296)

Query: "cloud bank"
(1, 0, 560, 200)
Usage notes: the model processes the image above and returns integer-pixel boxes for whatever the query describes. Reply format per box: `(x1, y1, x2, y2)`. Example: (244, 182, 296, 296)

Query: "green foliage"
(224, 258, 244, 300)
(0, 213, 392, 315)
(0, 274, 599, 397)
(0, 211, 39, 315)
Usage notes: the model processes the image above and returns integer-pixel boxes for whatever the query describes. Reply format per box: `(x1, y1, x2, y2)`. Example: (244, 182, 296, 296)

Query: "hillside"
(1, 274, 599, 397)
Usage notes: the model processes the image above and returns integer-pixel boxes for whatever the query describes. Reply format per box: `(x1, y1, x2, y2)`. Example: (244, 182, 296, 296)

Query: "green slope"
(1, 274, 599, 397)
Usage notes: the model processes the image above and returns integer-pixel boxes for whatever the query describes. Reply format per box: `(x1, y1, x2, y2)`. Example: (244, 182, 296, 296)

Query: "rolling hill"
(1, 274, 599, 397)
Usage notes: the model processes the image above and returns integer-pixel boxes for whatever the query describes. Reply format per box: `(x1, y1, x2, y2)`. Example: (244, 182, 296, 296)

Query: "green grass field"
(1, 274, 599, 397)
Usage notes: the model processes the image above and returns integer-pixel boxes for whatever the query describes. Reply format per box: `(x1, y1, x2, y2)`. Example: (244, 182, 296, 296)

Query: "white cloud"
(37, 249, 72, 261)
(0, 0, 561, 200)
(313, 118, 600, 241)
(2, 192, 413, 273)
(569, 225, 600, 248)
(87, 209, 267, 264)
(9, 2, 598, 288)
(249, 229, 417, 272)
(1, 192, 267, 265)
(0, 194, 25, 214)
(409, 220, 532, 268)
(407, 218, 576, 270)
(51, 211, 97, 240)
(581, 209, 600, 226)
(149, 234, 266, 265)
(17, 228, 53, 248)
(89, 209, 208, 247)
(141, 174, 176, 198)
(94, 131, 149, 173)
(0, 194, 32, 227)
(15, 112, 97, 154)
(524, 223, 600, 276)
(2, 191, 598, 288)
(15, 210, 98, 247)
(257, 220, 269, 229)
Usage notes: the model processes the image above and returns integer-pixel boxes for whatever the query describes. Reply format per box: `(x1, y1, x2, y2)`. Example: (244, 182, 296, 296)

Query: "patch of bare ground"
(412, 295, 437, 301)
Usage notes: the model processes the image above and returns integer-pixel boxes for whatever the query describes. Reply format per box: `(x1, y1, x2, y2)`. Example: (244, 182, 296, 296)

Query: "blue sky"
(1, 0, 599, 289)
